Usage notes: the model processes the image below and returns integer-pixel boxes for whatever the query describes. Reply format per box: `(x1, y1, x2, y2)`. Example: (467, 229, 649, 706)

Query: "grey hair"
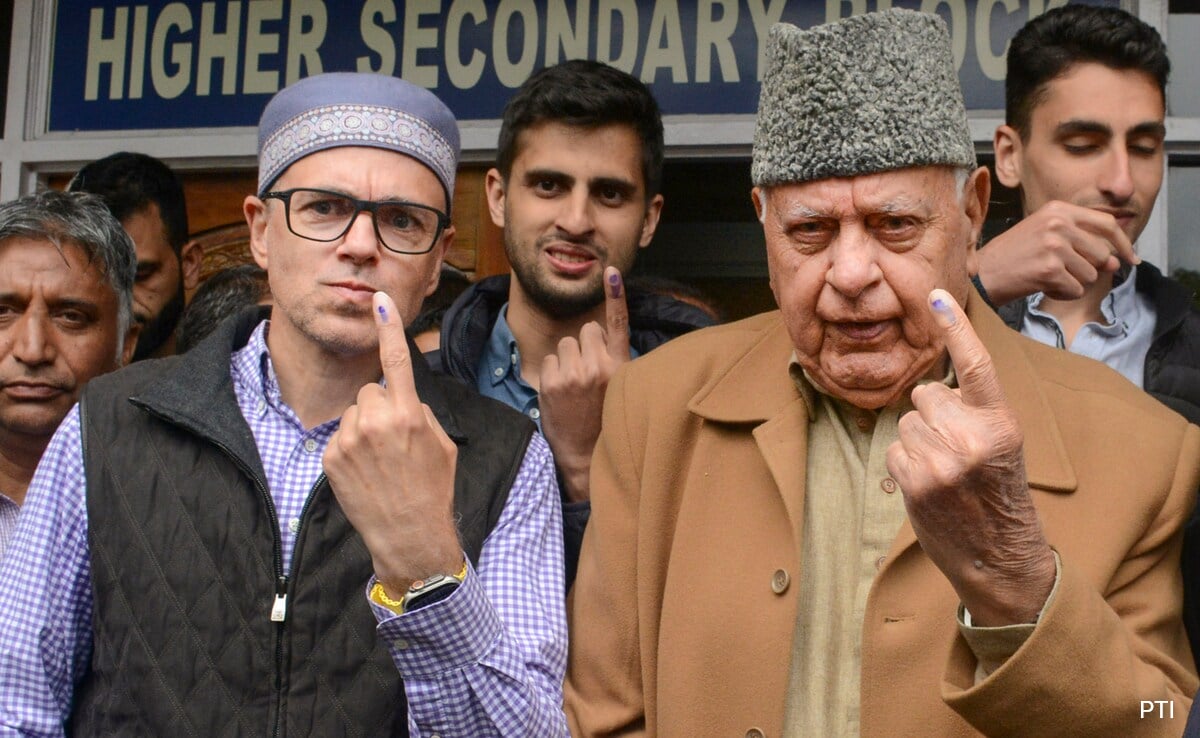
(0, 190, 137, 360)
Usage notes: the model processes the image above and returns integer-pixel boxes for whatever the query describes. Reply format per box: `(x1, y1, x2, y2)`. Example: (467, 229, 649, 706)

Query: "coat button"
(771, 569, 790, 594)
(746, 729, 765, 738)
(880, 477, 897, 494)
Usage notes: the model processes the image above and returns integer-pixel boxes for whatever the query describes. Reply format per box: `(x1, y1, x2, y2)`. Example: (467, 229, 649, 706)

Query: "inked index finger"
(928, 288, 1005, 408)
(604, 266, 632, 361)
(374, 291, 419, 404)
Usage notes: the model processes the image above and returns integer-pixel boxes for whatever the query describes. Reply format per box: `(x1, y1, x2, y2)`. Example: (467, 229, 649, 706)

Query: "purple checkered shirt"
(0, 493, 18, 565)
(0, 322, 567, 737)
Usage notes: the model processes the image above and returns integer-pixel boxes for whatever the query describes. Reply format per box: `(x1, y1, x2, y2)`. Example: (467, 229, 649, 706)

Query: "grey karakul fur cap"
(751, 9, 976, 186)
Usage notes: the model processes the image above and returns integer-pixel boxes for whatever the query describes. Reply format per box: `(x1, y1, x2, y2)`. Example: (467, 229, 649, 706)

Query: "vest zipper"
(268, 472, 326, 738)
(137, 406, 334, 737)
(194, 435, 289, 737)
(270, 577, 288, 622)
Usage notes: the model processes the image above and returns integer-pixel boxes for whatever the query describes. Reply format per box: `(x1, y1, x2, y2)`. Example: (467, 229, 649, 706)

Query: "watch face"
(403, 578, 460, 612)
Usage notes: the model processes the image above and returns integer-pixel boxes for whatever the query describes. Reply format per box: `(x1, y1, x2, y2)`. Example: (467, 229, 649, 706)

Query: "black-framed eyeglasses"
(262, 188, 449, 255)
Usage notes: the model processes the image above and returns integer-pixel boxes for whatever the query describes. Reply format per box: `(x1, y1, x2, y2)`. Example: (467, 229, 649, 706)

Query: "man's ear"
(751, 187, 766, 223)
(425, 226, 454, 299)
(963, 166, 991, 275)
(484, 168, 506, 229)
(245, 195, 270, 270)
(993, 125, 1024, 189)
(121, 321, 141, 366)
(638, 194, 664, 249)
(180, 239, 203, 292)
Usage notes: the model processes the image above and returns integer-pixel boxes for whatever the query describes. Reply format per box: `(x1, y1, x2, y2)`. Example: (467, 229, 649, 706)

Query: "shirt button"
(771, 569, 790, 594)
(855, 415, 872, 431)
(393, 639, 409, 650)
(876, 555, 886, 570)
(288, 518, 301, 534)
(746, 729, 765, 738)
(493, 366, 504, 377)
(303, 438, 318, 453)
(256, 399, 266, 415)
(529, 408, 541, 420)
(880, 477, 897, 494)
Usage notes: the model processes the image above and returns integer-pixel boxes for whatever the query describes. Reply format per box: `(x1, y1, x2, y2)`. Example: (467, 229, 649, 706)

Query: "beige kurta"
(781, 366, 911, 735)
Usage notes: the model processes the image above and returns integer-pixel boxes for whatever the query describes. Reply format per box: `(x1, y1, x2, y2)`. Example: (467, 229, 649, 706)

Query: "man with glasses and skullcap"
(0, 73, 567, 737)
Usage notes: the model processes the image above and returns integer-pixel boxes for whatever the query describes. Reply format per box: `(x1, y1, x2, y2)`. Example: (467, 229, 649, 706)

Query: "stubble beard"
(132, 275, 185, 361)
(505, 226, 638, 320)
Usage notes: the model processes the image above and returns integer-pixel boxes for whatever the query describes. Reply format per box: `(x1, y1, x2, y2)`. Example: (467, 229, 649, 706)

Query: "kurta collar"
(688, 292, 1076, 493)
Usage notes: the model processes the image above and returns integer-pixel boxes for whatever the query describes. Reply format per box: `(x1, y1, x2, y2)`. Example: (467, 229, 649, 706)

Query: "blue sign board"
(47, 0, 1116, 133)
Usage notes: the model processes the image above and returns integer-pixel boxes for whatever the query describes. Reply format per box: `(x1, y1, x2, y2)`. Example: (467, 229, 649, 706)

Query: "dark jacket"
(71, 307, 534, 737)
(433, 274, 717, 588)
(999, 262, 1200, 667)
(997, 261, 1200, 425)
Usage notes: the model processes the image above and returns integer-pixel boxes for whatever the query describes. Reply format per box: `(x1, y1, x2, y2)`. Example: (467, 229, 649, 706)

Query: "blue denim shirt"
(476, 306, 543, 426)
(476, 304, 640, 428)
(1021, 265, 1156, 388)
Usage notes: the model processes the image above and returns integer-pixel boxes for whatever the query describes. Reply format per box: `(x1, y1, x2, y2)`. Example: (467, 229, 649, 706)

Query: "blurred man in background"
(69, 152, 202, 360)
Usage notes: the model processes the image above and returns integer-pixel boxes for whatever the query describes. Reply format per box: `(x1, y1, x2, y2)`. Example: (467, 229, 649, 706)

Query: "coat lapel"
(688, 315, 814, 546)
(967, 292, 1078, 493)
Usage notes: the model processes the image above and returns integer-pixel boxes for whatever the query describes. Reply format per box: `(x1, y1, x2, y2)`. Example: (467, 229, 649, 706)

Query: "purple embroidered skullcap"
(256, 73, 460, 213)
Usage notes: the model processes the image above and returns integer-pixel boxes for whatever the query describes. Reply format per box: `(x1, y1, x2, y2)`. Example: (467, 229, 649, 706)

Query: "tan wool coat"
(566, 297, 1200, 738)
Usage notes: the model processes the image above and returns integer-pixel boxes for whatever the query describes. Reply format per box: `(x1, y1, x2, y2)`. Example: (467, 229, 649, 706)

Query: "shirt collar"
(1028, 264, 1141, 334)
(1101, 263, 1142, 331)
(230, 320, 279, 404)
(485, 305, 523, 388)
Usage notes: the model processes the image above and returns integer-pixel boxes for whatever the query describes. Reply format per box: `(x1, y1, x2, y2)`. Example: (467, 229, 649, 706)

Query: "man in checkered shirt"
(0, 73, 567, 737)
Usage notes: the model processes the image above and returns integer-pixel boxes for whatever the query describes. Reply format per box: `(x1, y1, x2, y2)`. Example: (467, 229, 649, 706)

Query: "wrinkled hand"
(886, 290, 1056, 626)
(975, 200, 1138, 306)
(323, 291, 462, 599)
(539, 267, 632, 503)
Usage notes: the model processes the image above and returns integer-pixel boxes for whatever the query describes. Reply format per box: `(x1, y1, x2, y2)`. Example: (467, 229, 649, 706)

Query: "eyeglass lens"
(286, 189, 441, 253)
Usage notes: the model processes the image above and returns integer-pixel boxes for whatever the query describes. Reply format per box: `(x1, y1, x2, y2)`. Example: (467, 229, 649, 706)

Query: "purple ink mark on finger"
(608, 272, 622, 298)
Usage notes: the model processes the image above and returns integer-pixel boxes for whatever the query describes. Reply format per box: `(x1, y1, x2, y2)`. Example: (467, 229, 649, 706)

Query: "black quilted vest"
(70, 308, 534, 737)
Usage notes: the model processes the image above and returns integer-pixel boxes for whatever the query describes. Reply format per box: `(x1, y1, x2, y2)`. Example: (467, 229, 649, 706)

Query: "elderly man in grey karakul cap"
(0, 71, 568, 737)
(566, 8, 1199, 737)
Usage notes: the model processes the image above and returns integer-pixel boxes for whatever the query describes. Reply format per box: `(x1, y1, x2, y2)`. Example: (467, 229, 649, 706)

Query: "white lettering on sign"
(150, 3, 193, 100)
(357, 0, 395, 75)
(286, 0, 325, 85)
(696, 0, 740, 84)
(642, 0, 687, 83)
(196, 1, 241, 97)
(77, 0, 1069, 104)
(546, 0, 589, 66)
(747, 0, 787, 81)
(596, 0, 638, 73)
(403, 0, 441, 88)
(446, 0, 486, 88)
(85, 7, 128, 101)
(243, 0, 281, 95)
(494, 0, 539, 87)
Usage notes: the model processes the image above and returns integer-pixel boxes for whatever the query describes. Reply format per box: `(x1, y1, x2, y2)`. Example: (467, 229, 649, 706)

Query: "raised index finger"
(374, 291, 418, 404)
(928, 288, 1005, 408)
(604, 266, 632, 362)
